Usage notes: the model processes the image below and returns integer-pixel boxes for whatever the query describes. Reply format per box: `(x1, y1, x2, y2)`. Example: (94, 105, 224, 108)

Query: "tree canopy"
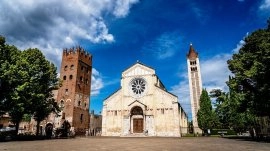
(227, 19, 270, 117)
(0, 35, 60, 135)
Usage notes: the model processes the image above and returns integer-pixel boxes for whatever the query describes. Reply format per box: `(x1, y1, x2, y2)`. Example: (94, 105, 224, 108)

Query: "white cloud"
(0, 0, 138, 69)
(91, 68, 104, 96)
(142, 32, 181, 59)
(258, 0, 270, 20)
(232, 39, 246, 53)
(113, 0, 139, 18)
(260, 0, 270, 10)
(200, 54, 231, 92)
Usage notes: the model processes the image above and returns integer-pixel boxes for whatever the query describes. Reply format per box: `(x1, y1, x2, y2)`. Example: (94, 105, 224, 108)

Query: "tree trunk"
(36, 120, 41, 136)
(15, 121, 20, 135)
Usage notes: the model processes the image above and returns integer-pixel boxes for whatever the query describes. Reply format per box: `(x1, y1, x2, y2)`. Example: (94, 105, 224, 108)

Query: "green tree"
(210, 89, 255, 132)
(0, 36, 29, 133)
(197, 89, 219, 134)
(227, 19, 270, 117)
(0, 36, 21, 115)
(21, 48, 60, 135)
(4, 49, 32, 133)
(1, 36, 60, 135)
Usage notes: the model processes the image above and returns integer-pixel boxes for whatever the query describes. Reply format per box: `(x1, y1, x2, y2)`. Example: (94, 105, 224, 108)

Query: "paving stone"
(1, 137, 270, 151)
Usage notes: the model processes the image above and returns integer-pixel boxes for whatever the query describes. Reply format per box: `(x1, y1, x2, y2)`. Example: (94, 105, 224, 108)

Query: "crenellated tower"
(187, 44, 202, 134)
(57, 46, 92, 135)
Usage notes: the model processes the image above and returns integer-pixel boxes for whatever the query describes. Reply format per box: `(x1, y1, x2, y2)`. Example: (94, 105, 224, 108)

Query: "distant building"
(0, 113, 12, 128)
(187, 44, 203, 134)
(102, 62, 188, 137)
(89, 110, 102, 136)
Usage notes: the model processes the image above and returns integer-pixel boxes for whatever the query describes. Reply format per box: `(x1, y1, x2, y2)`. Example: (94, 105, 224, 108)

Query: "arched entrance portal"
(130, 106, 144, 133)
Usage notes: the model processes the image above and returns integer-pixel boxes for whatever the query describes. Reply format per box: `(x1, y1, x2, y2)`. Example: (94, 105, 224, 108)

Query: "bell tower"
(187, 44, 202, 134)
(57, 46, 92, 135)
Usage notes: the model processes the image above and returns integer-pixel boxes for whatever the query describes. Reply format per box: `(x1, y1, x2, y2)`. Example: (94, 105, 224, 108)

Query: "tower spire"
(187, 43, 198, 59)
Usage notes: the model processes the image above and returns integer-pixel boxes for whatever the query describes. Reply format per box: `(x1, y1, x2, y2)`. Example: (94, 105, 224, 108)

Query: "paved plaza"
(1, 137, 270, 151)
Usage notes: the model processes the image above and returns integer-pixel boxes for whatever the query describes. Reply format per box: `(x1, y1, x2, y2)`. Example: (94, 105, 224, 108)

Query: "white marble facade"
(102, 62, 188, 137)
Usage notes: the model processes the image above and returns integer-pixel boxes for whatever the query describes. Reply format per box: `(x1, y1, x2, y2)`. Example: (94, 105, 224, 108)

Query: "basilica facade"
(102, 62, 188, 137)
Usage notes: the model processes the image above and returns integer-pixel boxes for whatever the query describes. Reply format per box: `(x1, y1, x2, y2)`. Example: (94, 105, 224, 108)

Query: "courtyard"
(1, 137, 270, 151)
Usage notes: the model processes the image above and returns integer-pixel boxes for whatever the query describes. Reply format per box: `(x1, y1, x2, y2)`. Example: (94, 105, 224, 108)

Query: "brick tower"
(57, 47, 92, 135)
(187, 44, 202, 134)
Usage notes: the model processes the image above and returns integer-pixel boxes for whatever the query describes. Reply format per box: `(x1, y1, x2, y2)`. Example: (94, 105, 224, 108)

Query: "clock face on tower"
(129, 77, 147, 98)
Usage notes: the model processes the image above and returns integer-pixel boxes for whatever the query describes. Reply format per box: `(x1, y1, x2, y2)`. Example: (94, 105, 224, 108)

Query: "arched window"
(64, 65, 68, 71)
(63, 76, 66, 80)
(69, 75, 73, 80)
(78, 100, 81, 106)
(70, 64, 74, 70)
(60, 100, 64, 107)
(80, 76, 83, 82)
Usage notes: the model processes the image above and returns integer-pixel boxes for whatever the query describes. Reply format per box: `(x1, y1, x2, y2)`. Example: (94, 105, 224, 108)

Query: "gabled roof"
(123, 61, 155, 72)
(187, 43, 198, 59)
(122, 61, 155, 77)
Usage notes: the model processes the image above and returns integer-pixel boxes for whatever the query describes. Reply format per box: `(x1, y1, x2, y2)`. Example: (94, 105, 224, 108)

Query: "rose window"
(131, 78, 146, 95)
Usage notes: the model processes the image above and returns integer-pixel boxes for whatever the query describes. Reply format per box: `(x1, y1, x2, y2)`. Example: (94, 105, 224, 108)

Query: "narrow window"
(63, 76, 66, 80)
(114, 111, 117, 116)
(80, 114, 83, 123)
(65, 89, 68, 95)
(80, 76, 83, 82)
(161, 108, 164, 114)
(69, 75, 73, 80)
(64, 65, 68, 71)
(62, 112, 65, 119)
(78, 101, 81, 106)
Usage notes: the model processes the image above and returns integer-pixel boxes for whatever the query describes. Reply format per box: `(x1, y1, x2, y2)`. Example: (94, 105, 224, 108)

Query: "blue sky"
(0, 0, 269, 119)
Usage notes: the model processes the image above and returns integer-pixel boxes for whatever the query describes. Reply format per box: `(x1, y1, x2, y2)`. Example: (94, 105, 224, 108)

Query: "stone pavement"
(1, 137, 270, 151)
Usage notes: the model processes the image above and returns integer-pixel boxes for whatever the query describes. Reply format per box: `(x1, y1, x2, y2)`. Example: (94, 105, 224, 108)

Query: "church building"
(102, 62, 188, 137)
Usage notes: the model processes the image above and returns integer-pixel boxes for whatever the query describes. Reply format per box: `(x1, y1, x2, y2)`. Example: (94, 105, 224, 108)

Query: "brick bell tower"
(187, 44, 203, 134)
(57, 46, 92, 135)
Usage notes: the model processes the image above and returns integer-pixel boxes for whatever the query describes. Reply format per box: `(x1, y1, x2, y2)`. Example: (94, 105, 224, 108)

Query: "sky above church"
(0, 0, 269, 119)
